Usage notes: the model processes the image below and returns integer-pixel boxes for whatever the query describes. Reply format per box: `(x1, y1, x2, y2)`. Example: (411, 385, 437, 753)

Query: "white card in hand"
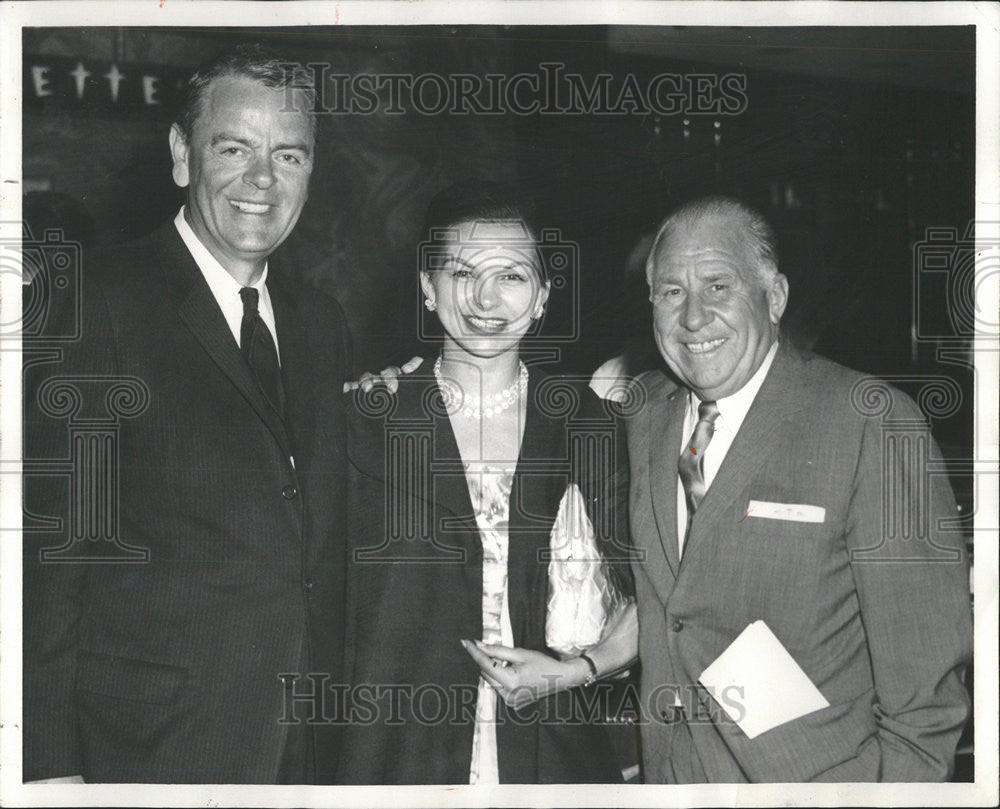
(698, 620, 829, 739)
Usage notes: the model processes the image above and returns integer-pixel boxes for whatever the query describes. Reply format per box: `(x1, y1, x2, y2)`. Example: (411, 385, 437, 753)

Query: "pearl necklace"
(433, 356, 528, 419)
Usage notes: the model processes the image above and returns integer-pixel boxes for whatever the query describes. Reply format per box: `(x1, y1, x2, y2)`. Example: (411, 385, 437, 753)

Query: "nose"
(472, 274, 500, 311)
(243, 155, 275, 190)
(681, 293, 712, 332)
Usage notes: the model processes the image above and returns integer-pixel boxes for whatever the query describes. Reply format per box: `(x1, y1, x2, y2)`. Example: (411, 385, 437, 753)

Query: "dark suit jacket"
(626, 341, 972, 782)
(23, 222, 350, 783)
(338, 361, 632, 784)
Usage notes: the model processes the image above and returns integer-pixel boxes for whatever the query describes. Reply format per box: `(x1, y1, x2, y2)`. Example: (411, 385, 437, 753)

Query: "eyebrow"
(274, 141, 312, 154)
(702, 271, 737, 281)
(210, 133, 254, 147)
(209, 133, 312, 154)
(448, 256, 534, 273)
(653, 269, 737, 286)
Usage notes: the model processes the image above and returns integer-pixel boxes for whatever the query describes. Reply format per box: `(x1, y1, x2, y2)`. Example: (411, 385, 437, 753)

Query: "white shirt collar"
(689, 339, 780, 435)
(173, 207, 279, 359)
(173, 206, 269, 296)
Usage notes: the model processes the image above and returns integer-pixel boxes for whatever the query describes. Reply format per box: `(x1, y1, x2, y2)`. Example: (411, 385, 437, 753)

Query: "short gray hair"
(647, 196, 779, 287)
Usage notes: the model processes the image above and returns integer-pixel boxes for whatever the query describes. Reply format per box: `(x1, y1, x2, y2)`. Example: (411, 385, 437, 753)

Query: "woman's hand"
(460, 601, 639, 710)
(460, 639, 590, 710)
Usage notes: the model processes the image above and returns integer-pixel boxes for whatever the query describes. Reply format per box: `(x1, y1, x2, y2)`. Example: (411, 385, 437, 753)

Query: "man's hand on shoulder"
(343, 356, 422, 394)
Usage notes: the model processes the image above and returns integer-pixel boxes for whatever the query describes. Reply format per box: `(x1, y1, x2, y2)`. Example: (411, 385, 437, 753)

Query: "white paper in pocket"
(699, 620, 829, 739)
(747, 500, 826, 523)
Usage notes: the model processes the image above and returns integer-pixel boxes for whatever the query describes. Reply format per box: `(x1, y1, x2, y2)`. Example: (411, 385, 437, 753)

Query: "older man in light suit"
(626, 196, 972, 782)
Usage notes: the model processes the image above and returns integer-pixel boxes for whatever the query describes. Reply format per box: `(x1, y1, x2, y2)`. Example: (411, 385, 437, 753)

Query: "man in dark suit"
(626, 196, 972, 782)
(23, 44, 348, 784)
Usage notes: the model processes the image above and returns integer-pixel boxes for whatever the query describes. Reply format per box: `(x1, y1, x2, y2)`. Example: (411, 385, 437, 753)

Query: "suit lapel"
(347, 365, 478, 536)
(646, 381, 687, 590)
(155, 224, 293, 461)
(507, 368, 566, 649)
(422, 372, 482, 604)
(682, 342, 810, 558)
(268, 276, 317, 472)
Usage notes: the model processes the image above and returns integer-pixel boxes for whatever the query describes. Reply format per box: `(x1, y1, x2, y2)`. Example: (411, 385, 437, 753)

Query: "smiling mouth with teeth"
(230, 200, 272, 214)
(685, 338, 726, 354)
(464, 314, 508, 333)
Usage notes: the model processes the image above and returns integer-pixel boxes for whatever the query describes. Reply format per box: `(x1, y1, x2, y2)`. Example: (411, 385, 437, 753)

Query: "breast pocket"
(739, 508, 834, 570)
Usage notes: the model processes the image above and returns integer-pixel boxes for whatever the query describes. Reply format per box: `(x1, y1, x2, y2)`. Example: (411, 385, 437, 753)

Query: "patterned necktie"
(678, 400, 721, 526)
(239, 286, 286, 420)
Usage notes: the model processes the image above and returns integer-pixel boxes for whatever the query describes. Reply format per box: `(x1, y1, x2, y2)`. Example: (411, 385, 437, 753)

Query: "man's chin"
(227, 235, 286, 260)
(676, 367, 731, 399)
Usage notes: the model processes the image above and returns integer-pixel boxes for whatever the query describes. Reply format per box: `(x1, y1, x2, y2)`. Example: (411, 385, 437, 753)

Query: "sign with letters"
(23, 54, 187, 115)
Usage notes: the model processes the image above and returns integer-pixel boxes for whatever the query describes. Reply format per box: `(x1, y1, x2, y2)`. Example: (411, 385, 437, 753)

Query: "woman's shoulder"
(344, 358, 438, 417)
(343, 358, 445, 466)
(526, 364, 616, 424)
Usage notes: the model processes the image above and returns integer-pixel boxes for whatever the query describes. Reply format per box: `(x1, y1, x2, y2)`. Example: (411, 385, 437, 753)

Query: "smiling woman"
(340, 180, 638, 785)
(421, 220, 547, 358)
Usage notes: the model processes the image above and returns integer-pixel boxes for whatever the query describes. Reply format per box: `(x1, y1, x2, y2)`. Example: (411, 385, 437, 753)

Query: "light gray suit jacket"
(626, 341, 971, 782)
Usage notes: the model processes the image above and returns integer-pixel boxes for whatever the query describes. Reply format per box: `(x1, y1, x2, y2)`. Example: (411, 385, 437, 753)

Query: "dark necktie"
(678, 400, 721, 532)
(239, 286, 285, 420)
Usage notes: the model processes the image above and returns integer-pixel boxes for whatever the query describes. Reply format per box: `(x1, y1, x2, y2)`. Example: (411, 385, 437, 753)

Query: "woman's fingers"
(473, 641, 525, 664)
(461, 638, 490, 666)
(461, 640, 517, 688)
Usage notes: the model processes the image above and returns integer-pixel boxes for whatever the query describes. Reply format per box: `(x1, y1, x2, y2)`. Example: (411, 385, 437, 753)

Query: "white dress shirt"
(676, 340, 779, 558)
(173, 207, 280, 361)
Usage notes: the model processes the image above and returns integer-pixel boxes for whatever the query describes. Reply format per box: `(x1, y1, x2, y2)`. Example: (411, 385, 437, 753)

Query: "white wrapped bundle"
(545, 483, 627, 658)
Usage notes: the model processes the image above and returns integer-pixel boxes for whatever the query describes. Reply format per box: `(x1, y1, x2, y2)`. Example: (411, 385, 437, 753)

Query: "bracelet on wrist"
(578, 653, 598, 687)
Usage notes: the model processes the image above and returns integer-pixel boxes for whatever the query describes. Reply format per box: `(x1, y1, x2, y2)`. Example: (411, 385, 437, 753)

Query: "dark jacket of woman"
(337, 359, 633, 784)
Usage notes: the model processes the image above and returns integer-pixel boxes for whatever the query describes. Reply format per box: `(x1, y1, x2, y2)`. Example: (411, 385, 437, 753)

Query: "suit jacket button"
(282, 485, 298, 500)
(671, 619, 684, 632)
(303, 577, 314, 590)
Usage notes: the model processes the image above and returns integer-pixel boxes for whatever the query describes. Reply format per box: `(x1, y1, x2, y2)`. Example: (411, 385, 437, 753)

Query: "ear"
(169, 123, 191, 188)
(767, 273, 789, 324)
(537, 279, 551, 310)
(419, 271, 435, 301)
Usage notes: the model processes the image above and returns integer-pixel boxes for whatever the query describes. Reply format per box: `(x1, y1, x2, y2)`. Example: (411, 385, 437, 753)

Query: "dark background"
(21, 24, 976, 444)
(21, 24, 977, 779)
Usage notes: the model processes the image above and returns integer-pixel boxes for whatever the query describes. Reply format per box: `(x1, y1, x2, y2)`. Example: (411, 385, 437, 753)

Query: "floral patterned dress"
(463, 463, 516, 784)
